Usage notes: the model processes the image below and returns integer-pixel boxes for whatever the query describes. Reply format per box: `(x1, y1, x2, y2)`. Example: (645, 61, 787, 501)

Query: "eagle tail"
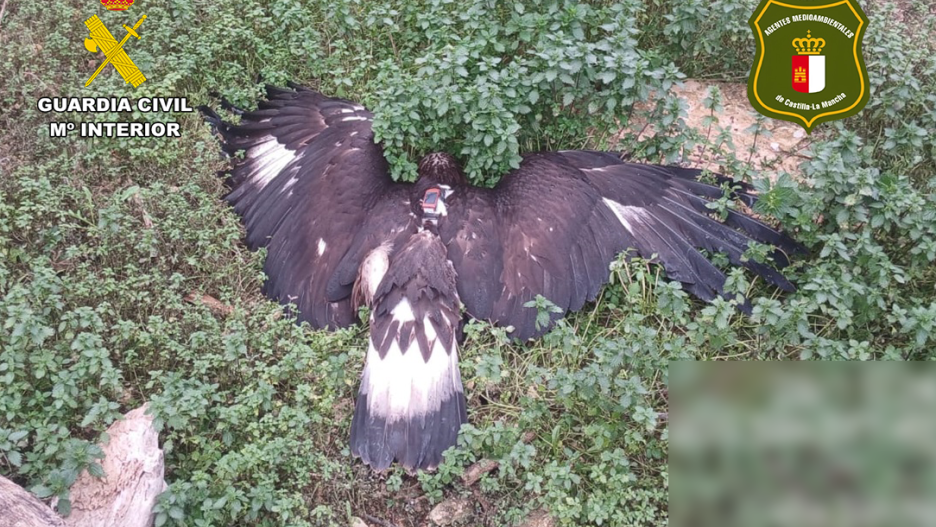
(350, 231, 467, 471)
(350, 328, 466, 471)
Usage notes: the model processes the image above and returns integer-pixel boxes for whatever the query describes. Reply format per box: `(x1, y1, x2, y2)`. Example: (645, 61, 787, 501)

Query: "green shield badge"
(748, 0, 870, 133)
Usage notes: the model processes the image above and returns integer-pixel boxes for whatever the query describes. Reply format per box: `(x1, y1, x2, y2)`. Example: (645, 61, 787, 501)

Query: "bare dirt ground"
(676, 79, 808, 173)
(622, 79, 812, 177)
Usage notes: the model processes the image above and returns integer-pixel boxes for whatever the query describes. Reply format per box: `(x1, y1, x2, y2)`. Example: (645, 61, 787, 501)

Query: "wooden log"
(0, 474, 65, 527)
(64, 404, 166, 527)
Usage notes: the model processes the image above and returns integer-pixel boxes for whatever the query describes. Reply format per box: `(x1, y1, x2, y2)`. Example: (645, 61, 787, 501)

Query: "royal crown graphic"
(793, 30, 826, 55)
(791, 30, 826, 94)
(100, 0, 134, 11)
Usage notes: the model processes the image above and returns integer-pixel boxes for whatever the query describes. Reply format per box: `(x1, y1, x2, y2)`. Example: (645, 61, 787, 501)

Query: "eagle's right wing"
(202, 86, 417, 329)
(440, 151, 804, 340)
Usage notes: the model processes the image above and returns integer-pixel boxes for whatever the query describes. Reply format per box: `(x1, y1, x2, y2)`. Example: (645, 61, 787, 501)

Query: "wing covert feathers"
(440, 151, 803, 341)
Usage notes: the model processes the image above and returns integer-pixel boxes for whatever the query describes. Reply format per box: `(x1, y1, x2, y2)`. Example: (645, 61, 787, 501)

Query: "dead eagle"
(200, 84, 802, 471)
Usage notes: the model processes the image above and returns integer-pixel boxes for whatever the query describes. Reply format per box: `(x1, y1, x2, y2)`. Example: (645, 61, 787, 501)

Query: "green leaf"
(32, 485, 53, 499)
(87, 462, 105, 478)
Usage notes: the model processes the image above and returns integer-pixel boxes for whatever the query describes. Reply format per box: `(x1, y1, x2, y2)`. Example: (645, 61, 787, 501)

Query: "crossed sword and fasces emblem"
(83, 15, 147, 87)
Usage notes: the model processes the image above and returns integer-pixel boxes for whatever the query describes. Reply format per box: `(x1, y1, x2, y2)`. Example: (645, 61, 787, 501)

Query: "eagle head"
(417, 152, 467, 186)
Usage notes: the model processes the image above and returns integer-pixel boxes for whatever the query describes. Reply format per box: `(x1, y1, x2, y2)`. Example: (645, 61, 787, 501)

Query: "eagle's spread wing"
(439, 150, 803, 340)
(201, 85, 416, 329)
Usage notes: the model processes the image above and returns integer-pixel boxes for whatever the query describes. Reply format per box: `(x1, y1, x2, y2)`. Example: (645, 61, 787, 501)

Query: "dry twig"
(183, 293, 234, 316)
(362, 513, 400, 527)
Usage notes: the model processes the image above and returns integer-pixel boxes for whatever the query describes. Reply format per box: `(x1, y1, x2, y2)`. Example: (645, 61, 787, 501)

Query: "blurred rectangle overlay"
(670, 362, 936, 527)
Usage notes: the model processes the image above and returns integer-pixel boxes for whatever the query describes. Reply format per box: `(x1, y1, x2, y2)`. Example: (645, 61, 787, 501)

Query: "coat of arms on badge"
(791, 30, 825, 93)
(747, 0, 870, 133)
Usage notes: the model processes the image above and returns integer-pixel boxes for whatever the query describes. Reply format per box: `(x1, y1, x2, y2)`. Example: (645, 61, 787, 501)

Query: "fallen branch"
(362, 513, 400, 527)
(463, 431, 534, 486)
(462, 458, 499, 487)
(0, 475, 64, 527)
(0, 0, 9, 33)
(183, 293, 234, 317)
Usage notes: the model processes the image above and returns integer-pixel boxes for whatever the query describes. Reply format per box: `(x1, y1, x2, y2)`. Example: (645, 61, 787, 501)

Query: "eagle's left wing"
(439, 151, 803, 340)
(202, 86, 417, 330)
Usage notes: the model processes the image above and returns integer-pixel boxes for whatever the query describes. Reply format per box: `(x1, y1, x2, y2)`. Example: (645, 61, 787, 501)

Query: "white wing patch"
(357, 243, 392, 307)
(316, 238, 327, 257)
(248, 136, 296, 189)
(603, 198, 651, 235)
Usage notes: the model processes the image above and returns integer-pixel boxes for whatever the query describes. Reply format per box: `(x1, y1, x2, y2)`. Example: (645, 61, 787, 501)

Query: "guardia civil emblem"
(84, 15, 147, 87)
(747, 0, 870, 133)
